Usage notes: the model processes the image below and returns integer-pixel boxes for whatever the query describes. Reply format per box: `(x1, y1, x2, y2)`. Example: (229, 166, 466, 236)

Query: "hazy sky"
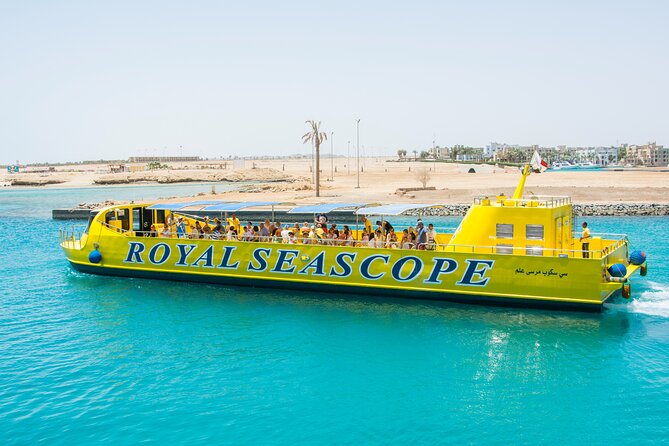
(1, 0, 667, 163)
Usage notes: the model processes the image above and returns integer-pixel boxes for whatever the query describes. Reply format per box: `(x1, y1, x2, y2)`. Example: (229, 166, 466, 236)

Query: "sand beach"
(4, 157, 669, 206)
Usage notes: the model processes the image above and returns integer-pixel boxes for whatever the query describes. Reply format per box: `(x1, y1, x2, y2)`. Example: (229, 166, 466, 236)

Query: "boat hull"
(62, 233, 621, 312)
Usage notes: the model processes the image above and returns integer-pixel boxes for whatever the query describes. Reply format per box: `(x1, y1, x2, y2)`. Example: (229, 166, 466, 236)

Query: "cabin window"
(496, 224, 514, 239)
(496, 244, 514, 254)
(526, 246, 543, 256)
(105, 211, 116, 223)
(526, 224, 544, 240)
(155, 210, 166, 224)
(116, 209, 129, 231)
(132, 208, 142, 232)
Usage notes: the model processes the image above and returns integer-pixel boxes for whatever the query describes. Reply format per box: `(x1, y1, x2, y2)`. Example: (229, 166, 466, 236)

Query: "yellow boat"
(60, 164, 647, 312)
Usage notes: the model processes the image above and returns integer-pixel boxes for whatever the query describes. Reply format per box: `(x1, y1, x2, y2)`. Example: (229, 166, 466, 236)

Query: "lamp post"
(347, 140, 351, 175)
(356, 119, 360, 188)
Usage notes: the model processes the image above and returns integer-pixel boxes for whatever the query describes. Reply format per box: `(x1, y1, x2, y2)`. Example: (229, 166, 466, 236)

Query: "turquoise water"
(1, 187, 668, 444)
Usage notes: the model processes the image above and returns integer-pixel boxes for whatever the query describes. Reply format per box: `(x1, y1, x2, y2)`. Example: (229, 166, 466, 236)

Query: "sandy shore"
(3, 157, 669, 205)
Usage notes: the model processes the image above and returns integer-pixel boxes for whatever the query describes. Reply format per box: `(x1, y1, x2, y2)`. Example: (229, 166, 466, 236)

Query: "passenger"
(580, 222, 591, 258)
(148, 224, 158, 238)
(376, 220, 394, 236)
(374, 229, 385, 248)
(242, 223, 254, 242)
(227, 227, 237, 241)
(213, 218, 224, 233)
(316, 213, 328, 225)
(192, 221, 203, 239)
(416, 220, 428, 250)
(252, 225, 260, 242)
(342, 225, 354, 246)
(329, 224, 339, 245)
(287, 231, 297, 244)
(280, 226, 291, 243)
(160, 224, 171, 238)
(361, 215, 373, 234)
(387, 231, 398, 249)
(176, 217, 186, 238)
(202, 221, 212, 239)
(227, 213, 241, 233)
(300, 224, 310, 243)
(259, 220, 270, 242)
(400, 229, 409, 245)
(315, 224, 326, 244)
(385, 228, 397, 248)
(426, 223, 437, 250)
(307, 226, 317, 244)
(360, 231, 370, 246)
(401, 232, 414, 250)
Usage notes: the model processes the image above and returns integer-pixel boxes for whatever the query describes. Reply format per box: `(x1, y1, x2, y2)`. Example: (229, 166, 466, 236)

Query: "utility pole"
(347, 140, 351, 175)
(330, 132, 334, 181)
(356, 119, 361, 188)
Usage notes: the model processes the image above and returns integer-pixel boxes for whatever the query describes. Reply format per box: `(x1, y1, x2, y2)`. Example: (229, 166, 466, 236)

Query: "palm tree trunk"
(315, 140, 320, 197)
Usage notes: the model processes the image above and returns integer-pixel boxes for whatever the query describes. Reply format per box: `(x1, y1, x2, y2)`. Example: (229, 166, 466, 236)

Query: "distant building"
(128, 156, 201, 163)
(625, 142, 668, 166)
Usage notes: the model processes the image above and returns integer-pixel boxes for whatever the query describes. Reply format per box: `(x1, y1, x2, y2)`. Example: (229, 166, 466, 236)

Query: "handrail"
(62, 222, 627, 260)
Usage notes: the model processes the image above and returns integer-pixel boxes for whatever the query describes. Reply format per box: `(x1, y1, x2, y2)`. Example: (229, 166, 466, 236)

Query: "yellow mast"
(512, 164, 532, 200)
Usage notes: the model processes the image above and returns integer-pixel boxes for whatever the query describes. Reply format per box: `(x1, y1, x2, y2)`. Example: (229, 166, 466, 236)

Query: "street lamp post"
(330, 132, 334, 181)
(356, 119, 360, 188)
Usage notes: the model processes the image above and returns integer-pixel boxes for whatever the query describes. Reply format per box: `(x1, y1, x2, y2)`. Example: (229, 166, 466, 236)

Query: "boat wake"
(606, 282, 669, 317)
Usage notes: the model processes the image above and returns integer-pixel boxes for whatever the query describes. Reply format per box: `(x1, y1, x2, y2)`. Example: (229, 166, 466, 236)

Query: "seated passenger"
(386, 229, 398, 248)
(259, 221, 270, 242)
(241, 224, 254, 242)
(280, 226, 291, 243)
(373, 230, 385, 248)
(160, 224, 171, 238)
(287, 231, 297, 244)
(401, 233, 415, 250)
(426, 223, 437, 250)
(192, 221, 203, 239)
(148, 224, 158, 238)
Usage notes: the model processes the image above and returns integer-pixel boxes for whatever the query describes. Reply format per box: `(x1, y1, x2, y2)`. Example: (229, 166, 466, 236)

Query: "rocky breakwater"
(403, 203, 669, 217)
(573, 203, 669, 216)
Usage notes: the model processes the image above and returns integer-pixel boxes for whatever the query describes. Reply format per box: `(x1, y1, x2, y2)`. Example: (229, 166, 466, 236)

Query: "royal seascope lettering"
(122, 241, 494, 287)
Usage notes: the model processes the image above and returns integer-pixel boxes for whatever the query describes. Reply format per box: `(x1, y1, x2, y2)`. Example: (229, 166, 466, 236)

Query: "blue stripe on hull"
(69, 262, 603, 313)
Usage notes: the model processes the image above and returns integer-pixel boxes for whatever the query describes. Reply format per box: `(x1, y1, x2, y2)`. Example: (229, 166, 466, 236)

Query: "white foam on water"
(606, 281, 669, 317)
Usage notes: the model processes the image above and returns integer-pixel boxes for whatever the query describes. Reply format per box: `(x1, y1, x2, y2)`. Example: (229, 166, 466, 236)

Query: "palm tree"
(302, 120, 328, 197)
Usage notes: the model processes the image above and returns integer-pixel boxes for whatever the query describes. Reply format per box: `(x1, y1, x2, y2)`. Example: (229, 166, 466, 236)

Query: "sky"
(1, 0, 667, 163)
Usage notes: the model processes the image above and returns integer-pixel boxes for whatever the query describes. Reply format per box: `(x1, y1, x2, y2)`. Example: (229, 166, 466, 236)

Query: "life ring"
(621, 283, 631, 299)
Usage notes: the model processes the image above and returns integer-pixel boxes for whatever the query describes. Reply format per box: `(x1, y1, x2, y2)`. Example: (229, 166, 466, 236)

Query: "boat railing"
(67, 222, 626, 259)
(59, 225, 87, 247)
(473, 195, 571, 207)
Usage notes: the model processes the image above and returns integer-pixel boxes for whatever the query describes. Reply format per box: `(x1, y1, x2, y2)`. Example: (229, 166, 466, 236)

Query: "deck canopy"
(201, 201, 288, 212)
(146, 200, 230, 211)
(288, 203, 369, 214)
(355, 203, 444, 216)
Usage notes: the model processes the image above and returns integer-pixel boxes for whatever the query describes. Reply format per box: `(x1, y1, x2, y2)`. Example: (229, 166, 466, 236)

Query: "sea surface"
(1, 185, 668, 445)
